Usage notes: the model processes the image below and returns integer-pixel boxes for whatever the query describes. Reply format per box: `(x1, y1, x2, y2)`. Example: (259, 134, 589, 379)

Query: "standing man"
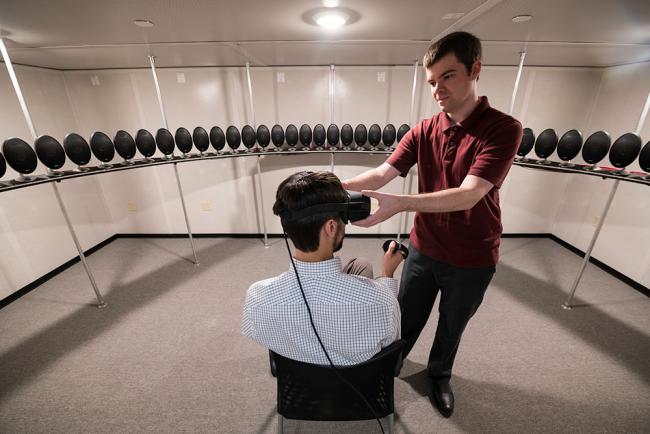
(342, 31, 522, 417)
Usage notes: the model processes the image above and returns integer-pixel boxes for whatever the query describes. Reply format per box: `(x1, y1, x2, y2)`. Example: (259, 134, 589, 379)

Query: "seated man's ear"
(323, 218, 338, 237)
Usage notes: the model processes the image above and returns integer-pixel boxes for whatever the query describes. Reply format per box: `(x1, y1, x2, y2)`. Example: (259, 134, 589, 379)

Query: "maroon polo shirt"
(387, 96, 522, 267)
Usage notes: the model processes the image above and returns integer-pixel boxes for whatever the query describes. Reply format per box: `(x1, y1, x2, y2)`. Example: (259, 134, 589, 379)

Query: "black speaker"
(257, 125, 270, 148)
(242, 125, 256, 149)
(114, 130, 136, 160)
(90, 131, 115, 163)
(582, 131, 611, 165)
(2, 137, 37, 175)
(135, 129, 156, 158)
(368, 124, 381, 147)
(35, 135, 66, 170)
(327, 124, 340, 146)
(299, 124, 312, 146)
(517, 128, 535, 157)
(193, 127, 210, 153)
(0, 152, 6, 179)
(354, 124, 368, 147)
(175, 127, 193, 154)
(226, 126, 241, 150)
(609, 132, 642, 169)
(556, 129, 583, 162)
(210, 126, 226, 151)
(382, 124, 396, 147)
(534, 129, 558, 160)
(340, 124, 353, 147)
(271, 124, 285, 147)
(396, 124, 410, 143)
(155, 128, 175, 156)
(286, 124, 298, 147)
(639, 141, 650, 173)
(313, 124, 325, 147)
(63, 133, 92, 166)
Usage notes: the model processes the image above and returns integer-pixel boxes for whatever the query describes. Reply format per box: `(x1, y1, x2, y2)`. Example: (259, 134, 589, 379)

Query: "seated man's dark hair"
(273, 171, 347, 252)
(423, 31, 482, 75)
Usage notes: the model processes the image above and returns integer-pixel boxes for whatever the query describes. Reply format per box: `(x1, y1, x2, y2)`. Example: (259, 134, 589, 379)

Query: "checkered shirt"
(242, 257, 400, 366)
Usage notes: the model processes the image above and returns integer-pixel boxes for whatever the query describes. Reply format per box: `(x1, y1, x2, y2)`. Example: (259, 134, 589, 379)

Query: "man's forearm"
(402, 188, 482, 213)
(343, 162, 400, 191)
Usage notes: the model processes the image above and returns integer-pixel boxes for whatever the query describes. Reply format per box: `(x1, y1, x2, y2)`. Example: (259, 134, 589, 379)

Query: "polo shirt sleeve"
(468, 118, 523, 188)
(386, 122, 420, 177)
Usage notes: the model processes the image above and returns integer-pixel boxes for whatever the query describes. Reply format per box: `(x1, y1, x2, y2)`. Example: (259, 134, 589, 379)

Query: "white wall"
(3, 60, 648, 301)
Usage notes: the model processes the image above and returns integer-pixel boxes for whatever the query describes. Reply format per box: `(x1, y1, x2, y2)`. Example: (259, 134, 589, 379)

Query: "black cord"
(283, 235, 385, 434)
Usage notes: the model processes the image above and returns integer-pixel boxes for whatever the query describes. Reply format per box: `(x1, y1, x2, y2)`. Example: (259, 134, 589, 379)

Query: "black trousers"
(398, 245, 495, 383)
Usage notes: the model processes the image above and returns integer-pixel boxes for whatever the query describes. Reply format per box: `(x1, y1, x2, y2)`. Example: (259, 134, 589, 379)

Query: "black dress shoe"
(432, 381, 454, 417)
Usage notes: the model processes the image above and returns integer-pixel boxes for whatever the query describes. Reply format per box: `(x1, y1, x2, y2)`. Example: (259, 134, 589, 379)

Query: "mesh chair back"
(534, 128, 558, 159)
(639, 141, 650, 173)
(272, 340, 404, 421)
(582, 131, 611, 165)
(609, 132, 642, 168)
(556, 129, 583, 162)
(517, 128, 535, 157)
(286, 124, 299, 147)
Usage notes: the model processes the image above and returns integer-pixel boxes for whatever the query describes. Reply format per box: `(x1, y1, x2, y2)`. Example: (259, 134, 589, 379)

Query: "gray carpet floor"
(0, 237, 648, 433)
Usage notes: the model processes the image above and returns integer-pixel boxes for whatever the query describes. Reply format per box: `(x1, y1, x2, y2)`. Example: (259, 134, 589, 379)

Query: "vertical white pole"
(509, 51, 527, 115)
(330, 64, 335, 173)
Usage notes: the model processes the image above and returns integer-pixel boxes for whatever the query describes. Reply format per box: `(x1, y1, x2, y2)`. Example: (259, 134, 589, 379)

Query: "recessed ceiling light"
(512, 15, 532, 23)
(134, 19, 154, 28)
(314, 10, 348, 29)
(323, 0, 339, 7)
(442, 13, 465, 20)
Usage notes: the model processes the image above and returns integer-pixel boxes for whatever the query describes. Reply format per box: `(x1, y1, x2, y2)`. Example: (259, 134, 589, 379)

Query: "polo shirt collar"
(289, 257, 342, 275)
(441, 96, 490, 133)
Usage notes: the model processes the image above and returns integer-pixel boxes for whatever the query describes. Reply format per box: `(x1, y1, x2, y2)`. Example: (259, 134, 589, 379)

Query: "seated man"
(242, 170, 403, 365)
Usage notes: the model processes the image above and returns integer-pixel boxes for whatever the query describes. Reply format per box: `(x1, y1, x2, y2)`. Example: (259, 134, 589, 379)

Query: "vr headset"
(278, 191, 370, 224)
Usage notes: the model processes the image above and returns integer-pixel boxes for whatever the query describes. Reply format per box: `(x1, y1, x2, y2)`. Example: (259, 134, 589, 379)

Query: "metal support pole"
(245, 62, 256, 130)
(329, 64, 335, 173)
(1, 37, 107, 307)
(397, 60, 419, 243)
(256, 156, 269, 247)
(562, 89, 650, 308)
(509, 51, 526, 115)
(149, 55, 199, 264)
(53, 182, 107, 307)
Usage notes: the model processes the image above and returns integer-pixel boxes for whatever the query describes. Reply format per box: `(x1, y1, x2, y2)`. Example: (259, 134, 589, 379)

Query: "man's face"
(425, 52, 479, 114)
(332, 219, 345, 253)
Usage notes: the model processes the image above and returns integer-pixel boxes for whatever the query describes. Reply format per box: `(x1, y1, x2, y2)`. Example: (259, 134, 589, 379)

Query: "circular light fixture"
(134, 19, 154, 28)
(323, 0, 339, 7)
(314, 11, 348, 29)
(512, 15, 532, 23)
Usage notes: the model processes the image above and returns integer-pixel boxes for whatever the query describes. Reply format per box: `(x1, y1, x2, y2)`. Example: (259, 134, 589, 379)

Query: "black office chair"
(2, 137, 39, 181)
(580, 131, 611, 170)
(90, 131, 116, 168)
(270, 339, 405, 434)
(340, 124, 353, 150)
(516, 127, 535, 161)
(271, 124, 285, 150)
(175, 127, 194, 158)
(114, 130, 137, 164)
(327, 124, 340, 148)
(368, 124, 382, 149)
(313, 124, 326, 150)
(192, 127, 210, 156)
(35, 135, 67, 176)
(556, 129, 583, 167)
(299, 124, 312, 149)
(534, 128, 558, 164)
(63, 133, 93, 171)
(210, 126, 226, 154)
(354, 124, 368, 150)
(155, 128, 176, 159)
(598, 132, 642, 175)
(241, 125, 256, 151)
(257, 125, 271, 151)
(285, 124, 299, 150)
(382, 124, 396, 149)
(135, 129, 157, 162)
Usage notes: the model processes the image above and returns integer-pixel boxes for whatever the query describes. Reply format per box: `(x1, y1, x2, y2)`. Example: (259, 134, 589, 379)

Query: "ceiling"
(0, 0, 649, 69)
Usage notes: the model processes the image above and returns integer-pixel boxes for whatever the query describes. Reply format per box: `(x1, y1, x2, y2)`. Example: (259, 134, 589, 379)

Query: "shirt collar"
(288, 257, 342, 276)
(441, 96, 490, 133)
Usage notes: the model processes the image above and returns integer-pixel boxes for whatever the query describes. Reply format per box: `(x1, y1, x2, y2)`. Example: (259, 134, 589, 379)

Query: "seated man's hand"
(381, 241, 404, 278)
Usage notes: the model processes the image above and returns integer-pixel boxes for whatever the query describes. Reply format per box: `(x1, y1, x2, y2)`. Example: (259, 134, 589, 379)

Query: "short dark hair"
(423, 31, 482, 75)
(273, 171, 347, 252)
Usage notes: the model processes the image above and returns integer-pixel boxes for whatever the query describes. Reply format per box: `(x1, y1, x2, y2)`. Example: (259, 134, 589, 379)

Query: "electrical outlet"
(377, 72, 385, 82)
(277, 72, 285, 83)
(200, 200, 213, 211)
(127, 201, 137, 212)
